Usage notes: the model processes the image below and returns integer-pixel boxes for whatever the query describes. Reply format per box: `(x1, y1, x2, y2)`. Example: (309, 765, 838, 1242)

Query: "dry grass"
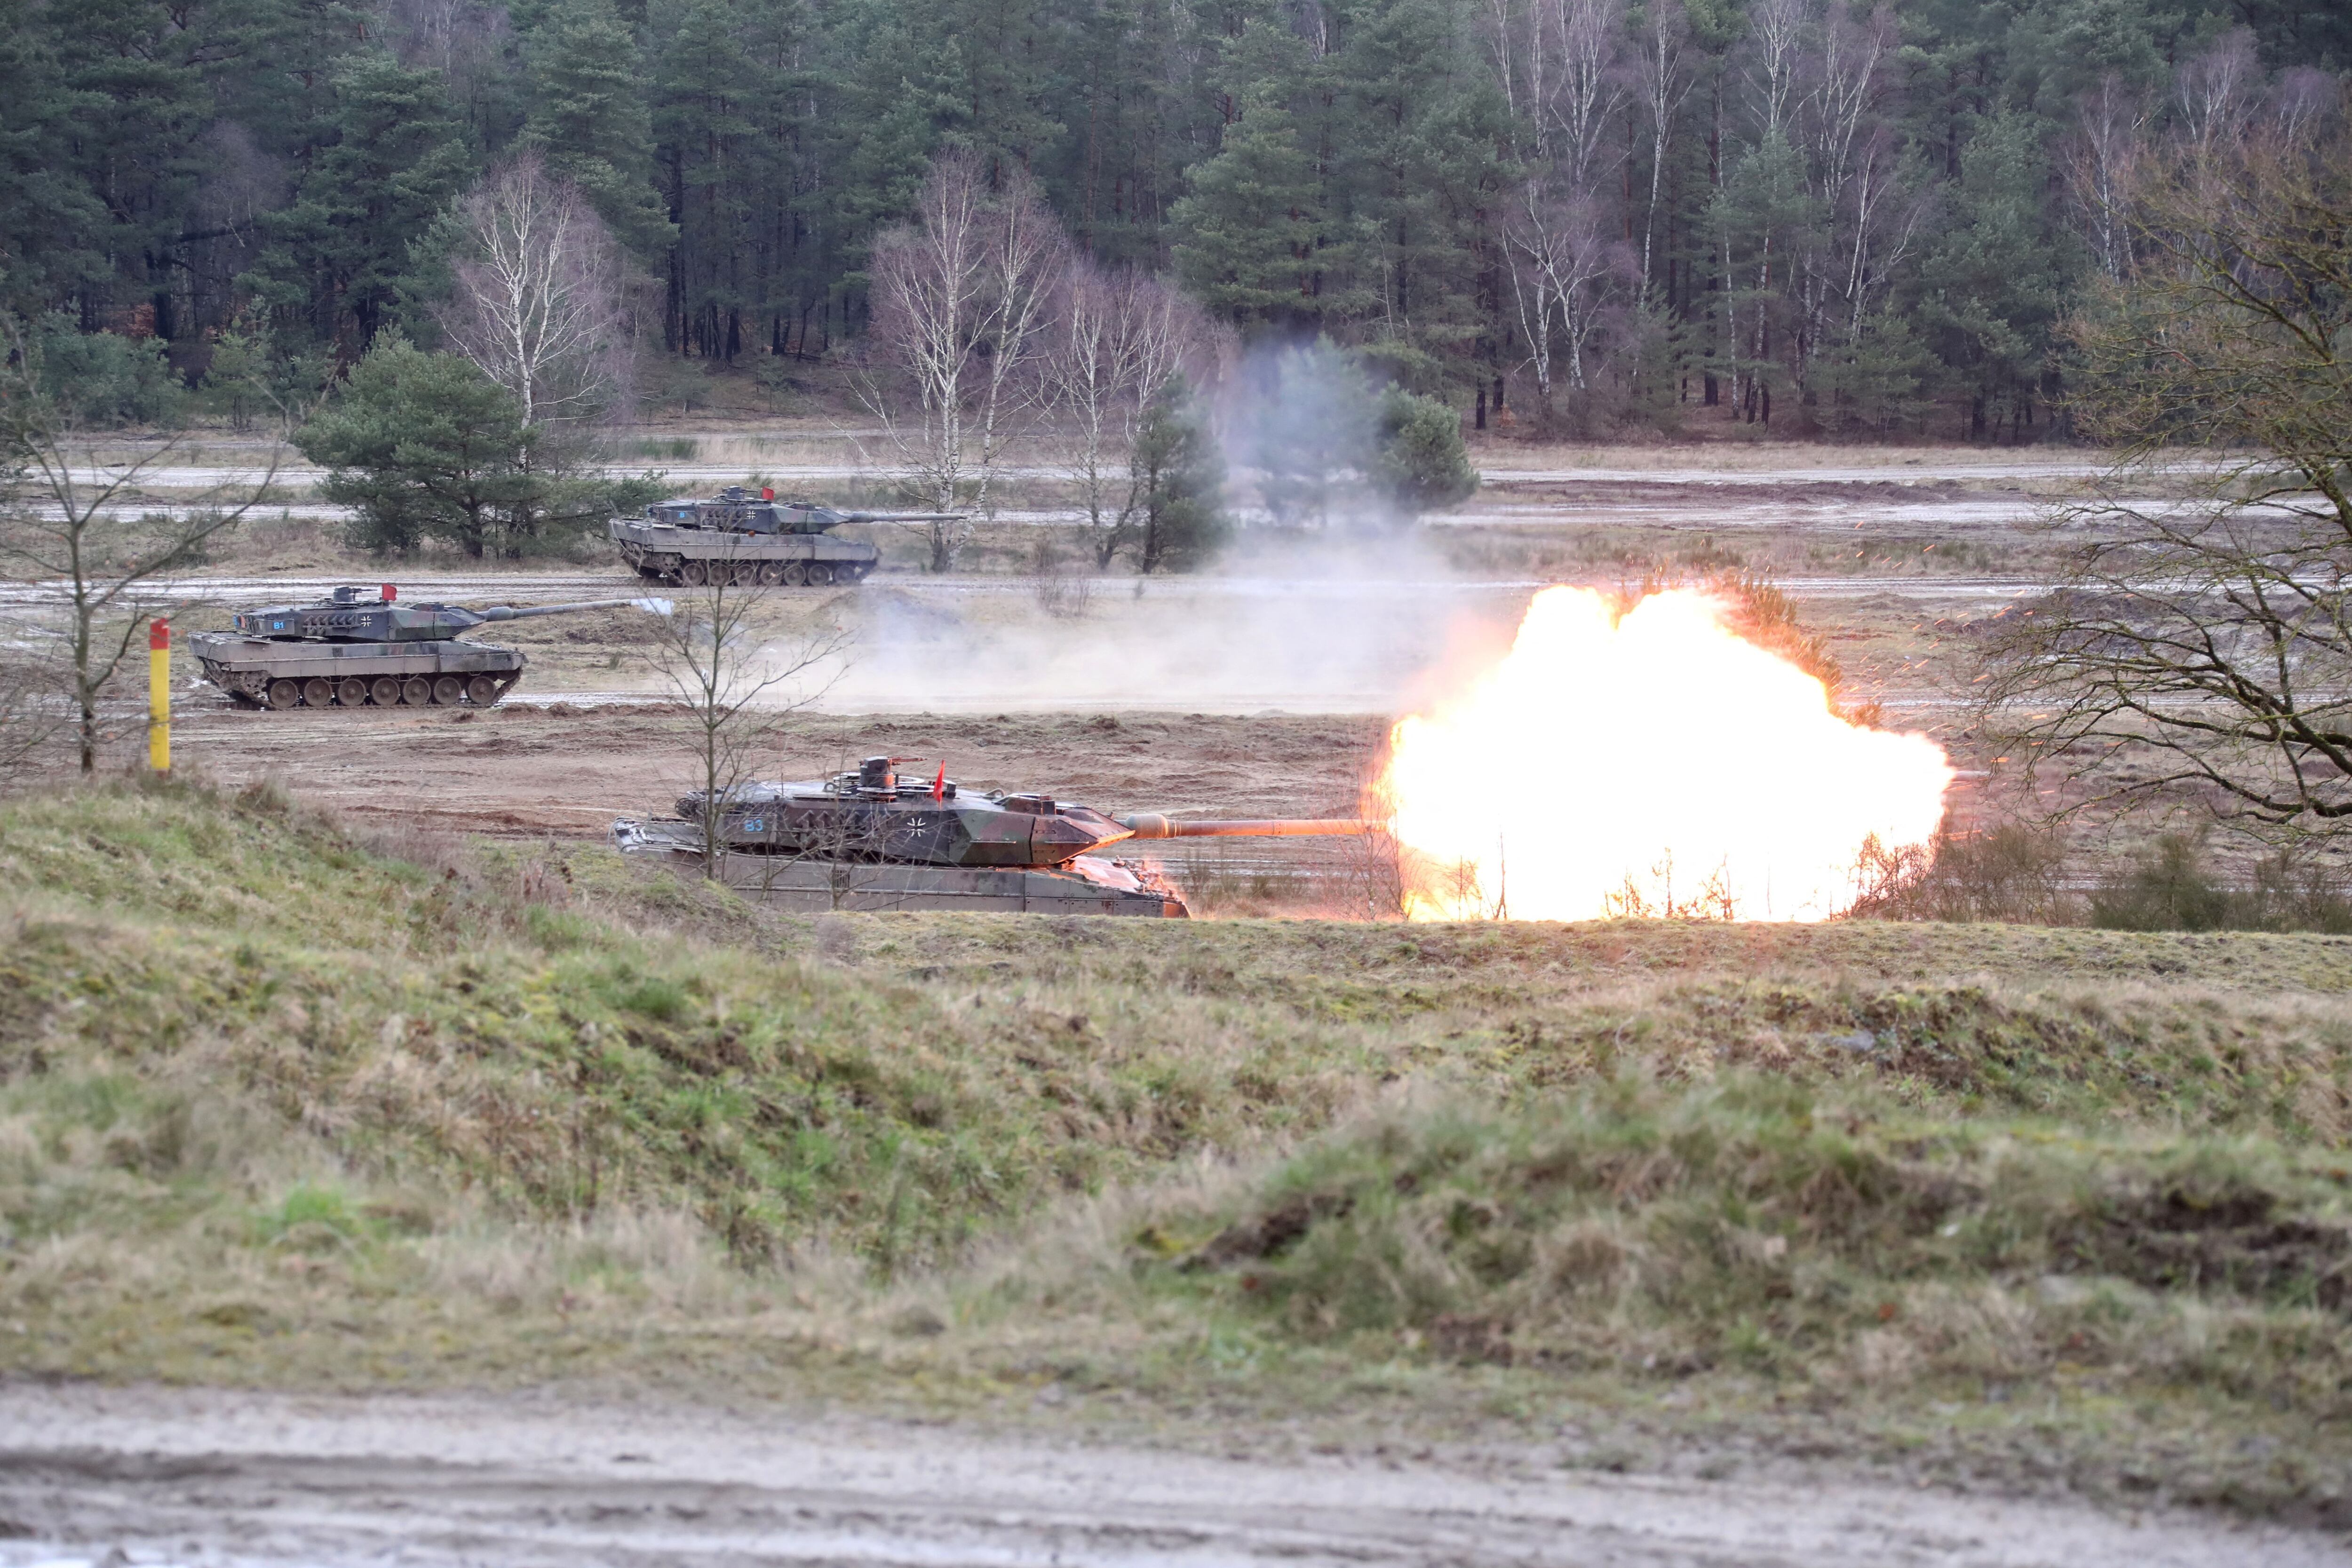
(5, 777, 2352, 1520)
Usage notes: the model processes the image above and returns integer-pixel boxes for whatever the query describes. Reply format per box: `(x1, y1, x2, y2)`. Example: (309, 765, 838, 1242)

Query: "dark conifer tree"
(0, 0, 108, 315)
(524, 0, 678, 263)
(245, 53, 475, 358)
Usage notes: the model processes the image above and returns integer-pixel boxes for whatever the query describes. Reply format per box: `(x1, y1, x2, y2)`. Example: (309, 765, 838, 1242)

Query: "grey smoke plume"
(752, 337, 1499, 715)
(1220, 338, 1385, 530)
(783, 534, 1526, 715)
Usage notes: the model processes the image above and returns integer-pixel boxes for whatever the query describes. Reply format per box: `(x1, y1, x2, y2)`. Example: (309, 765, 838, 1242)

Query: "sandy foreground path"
(0, 1386, 2341, 1568)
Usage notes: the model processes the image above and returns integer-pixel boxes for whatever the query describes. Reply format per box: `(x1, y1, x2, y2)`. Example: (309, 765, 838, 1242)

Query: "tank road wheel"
(401, 676, 431, 707)
(369, 676, 402, 707)
(431, 675, 464, 706)
(679, 560, 709, 586)
(336, 677, 368, 707)
(756, 561, 786, 586)
(465, 675, 499, 707)
(805, 562, 834, 587)
(779, 562, 806, 587)
(301, 677, 333, 708)
(731, 562, 758, 586)
(267, 679, 302, 711)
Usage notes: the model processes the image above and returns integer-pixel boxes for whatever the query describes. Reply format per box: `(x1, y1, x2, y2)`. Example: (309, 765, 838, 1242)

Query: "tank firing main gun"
(615, 757, 1373, 916)
(663, 759, 1370, 862)
(1117, 814, 1370, 840)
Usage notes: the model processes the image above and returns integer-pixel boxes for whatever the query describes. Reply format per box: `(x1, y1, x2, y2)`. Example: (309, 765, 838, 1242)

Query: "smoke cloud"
(755, 334, 1502, 715)
(775, 534, 1525, 715)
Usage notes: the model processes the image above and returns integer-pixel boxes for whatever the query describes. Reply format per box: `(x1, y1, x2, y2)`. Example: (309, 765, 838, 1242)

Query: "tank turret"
(614, 756, 1367, 915)
(188, 585, 671, 710)
(227, 584, 670, 643)
(644, 485, 965, 536)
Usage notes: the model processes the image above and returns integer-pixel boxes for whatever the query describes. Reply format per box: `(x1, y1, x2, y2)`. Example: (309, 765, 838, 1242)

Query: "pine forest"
(0, 0, 2344, 439)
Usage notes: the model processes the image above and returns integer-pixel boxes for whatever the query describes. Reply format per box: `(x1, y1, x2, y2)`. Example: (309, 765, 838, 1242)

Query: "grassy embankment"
(2, 779, 2348, 1518)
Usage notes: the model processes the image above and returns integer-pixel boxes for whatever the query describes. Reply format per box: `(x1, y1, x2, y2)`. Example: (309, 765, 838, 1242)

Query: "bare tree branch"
(1982, 120, 2352, 836)
(1488, 0, 1632, 422)
(642, 533, 849, 876)
(856, 154, 1068, 572)
(1042, 263, 1224, 569)
(436, 153, 637, 429)
(0, 325, 282, 774)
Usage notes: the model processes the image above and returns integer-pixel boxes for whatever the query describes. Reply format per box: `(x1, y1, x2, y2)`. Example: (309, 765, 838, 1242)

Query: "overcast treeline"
(1, 0, 2344, 439)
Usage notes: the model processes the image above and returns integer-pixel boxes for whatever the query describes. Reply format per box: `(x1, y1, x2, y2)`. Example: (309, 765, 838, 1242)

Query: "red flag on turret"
(931, 762, 946, 801)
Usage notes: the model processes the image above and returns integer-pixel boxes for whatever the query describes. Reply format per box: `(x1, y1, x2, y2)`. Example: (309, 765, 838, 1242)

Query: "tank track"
(632, 557, 877, 589)
(202, 663, 521, 711)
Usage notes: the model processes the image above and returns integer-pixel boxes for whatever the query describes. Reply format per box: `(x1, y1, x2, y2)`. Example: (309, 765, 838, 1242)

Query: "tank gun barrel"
(844, 510, 970, 524)
(476, 597, 675, 622)
(1119, 814, 1370, 839)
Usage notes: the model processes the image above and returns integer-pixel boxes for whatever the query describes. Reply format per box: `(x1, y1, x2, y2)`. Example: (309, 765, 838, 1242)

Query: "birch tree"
(1633, 0, 1694, 290)
(1794, 2, 1912, 397)
(2172, 28, 2260, 160)
(862, 153, 1067, 572)
(1745, 0, 1806, 142)
(2064, 75, 2147, 285)
(1044, 264, 1222, 568)
(1504, 187, 1618, 412)
(1488, 0, 1630, 422)
(436, 153, 636, 428)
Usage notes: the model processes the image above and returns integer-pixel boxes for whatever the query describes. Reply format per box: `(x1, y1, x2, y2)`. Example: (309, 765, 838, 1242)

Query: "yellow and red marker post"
(148, 617, 170, 774)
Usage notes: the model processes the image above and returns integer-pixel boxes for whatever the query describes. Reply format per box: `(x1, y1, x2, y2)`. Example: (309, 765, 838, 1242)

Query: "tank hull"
(609, 517, 879, 587)
(186, 632, 523, 708)
(612, 818, 1188, 916)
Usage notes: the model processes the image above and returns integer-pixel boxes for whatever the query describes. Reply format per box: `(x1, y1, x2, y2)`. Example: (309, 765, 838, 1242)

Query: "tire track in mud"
(0, 1386, 2342, 1568)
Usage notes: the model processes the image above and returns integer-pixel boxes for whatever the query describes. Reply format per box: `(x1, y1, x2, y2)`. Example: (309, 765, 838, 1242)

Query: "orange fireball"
(1376, 587, 1951, 922)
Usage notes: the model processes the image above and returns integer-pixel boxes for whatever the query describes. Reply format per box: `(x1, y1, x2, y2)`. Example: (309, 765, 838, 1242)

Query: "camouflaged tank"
(610, 486, 964, 587)
(187, 585, 670, 709)
(612, 756, 1366, 916)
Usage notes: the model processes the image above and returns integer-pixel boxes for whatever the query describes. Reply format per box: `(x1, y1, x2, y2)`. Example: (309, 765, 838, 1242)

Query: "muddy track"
(0, 1386, 2342, 1568)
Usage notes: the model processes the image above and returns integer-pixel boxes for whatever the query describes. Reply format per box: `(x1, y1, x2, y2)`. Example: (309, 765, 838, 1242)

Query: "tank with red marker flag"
(184, 586, 671, 710)
(611, 756, 1370, 916)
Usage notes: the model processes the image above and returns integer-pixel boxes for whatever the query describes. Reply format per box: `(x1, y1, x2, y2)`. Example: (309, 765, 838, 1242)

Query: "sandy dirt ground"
(1, 1385, 2343, 1568)
(166, 703, 1382, 839)
(9, 439, 2093, 748)
(151, 699, 1394, 904)
(35, 525, 2009, 895)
